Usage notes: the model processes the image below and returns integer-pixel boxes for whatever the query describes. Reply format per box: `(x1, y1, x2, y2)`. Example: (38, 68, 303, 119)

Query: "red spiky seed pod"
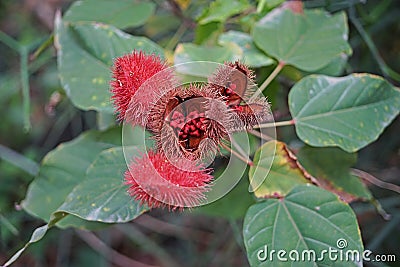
(124, 150, 213, 210)
(110, 50, 175, 123)
(148, 84, 234, 160)
(208, 61, 270, 129)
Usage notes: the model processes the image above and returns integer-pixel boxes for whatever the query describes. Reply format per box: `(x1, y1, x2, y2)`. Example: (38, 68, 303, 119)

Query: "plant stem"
(254, 119, 295, 129)
(76, 229, 156, 267)
(0, 213, 19, 235)
(134, 214, 212, 244)
(165, 23, 187, 51)
(0, 144, 39, 176)
(30, 34, 54, 61)
(220, 142, 253, 166)
(0, 31, 20, 51)
(349, 9, 400, 82)
(166, 0, 196, 29)
(20, 46, 31, 132)
(252, 61, 285, 99)
(0, 31, 32, 131)
(247, 129, 273, 141)
(115, 224, 180, 267)
(351, 168, 400, 194)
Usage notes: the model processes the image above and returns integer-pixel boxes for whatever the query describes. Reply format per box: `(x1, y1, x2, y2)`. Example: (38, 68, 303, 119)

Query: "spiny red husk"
(149, 84, 232, 160)
(208, 61, 270, 129)
(110, 51, 168, 121)
(124, 150, 213, 210)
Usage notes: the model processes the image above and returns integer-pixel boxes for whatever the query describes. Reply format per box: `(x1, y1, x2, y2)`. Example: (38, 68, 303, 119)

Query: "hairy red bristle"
(110, 51, 168, 122)
(124, 151, 212, 210)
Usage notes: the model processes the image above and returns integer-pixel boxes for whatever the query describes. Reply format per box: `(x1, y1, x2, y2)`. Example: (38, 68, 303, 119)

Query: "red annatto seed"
(189, 124, 197, 131)
(191, 130, 201, 137)
(235, 106, 244, 112)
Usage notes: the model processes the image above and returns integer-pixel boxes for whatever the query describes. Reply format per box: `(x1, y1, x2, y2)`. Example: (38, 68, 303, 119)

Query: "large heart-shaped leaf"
(218, 31, 274, 68)
(252, 8, 351, 71)
(313, 53, 348, 76)
(243, 185, 363, 266)
(297, 146, 372, 203)
(21, 126, 151, 227)
(21, 127, 122, 227)
(249, 140, 311, 197)
(58, 147, 147, 223)
(7, 128, 148, 267)
(55, 14, 164, 113)
(289, 74, 400, 152)
(63, 0, 155, 29)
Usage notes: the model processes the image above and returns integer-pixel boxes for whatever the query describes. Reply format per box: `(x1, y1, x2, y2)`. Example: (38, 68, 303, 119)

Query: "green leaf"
(198, 0, 250, 25)
(243, 185, 363, 267)
(173, 43, 241, 77)
(220, 131, 260, 157)
(280, 53, 349, 83)
(218, 31, 274, 68)
(57, 147, 148, 223)
(289, 74, 400, 152)
(63, 0, 155, 28)
(55, 14, 164, 113)
(56, 215, 106, 230)
(314, 53, 348, 76)
(249, 140, 310, 198)
(22, 127, 121, 227)
(297, 146, 372, 202)
(174, 43, 240, 64)
(252, 8, 352, 71)
(194, 22, 223, 45)
(13, 127, 149, 265)
(96, 111, 116, 131)
(257, 0, 285, 11)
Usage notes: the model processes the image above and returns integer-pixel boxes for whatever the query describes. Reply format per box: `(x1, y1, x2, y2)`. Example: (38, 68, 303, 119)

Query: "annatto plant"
(2, 0, 400, 266)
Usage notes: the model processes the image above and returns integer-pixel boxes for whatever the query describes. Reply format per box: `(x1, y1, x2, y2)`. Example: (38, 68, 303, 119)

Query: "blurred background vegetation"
(0, 0, 399, 266)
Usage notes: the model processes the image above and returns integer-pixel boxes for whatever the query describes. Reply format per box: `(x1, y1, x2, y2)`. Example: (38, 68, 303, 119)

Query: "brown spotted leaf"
(248, 140, 313, 198)
(297, 146, 373, 203)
